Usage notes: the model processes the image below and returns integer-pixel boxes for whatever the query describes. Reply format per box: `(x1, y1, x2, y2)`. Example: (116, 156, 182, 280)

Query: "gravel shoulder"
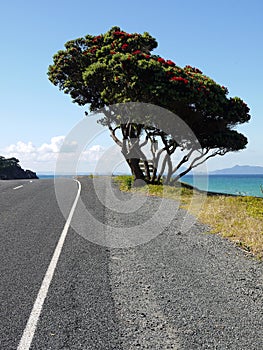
(104, 178, 263, 349)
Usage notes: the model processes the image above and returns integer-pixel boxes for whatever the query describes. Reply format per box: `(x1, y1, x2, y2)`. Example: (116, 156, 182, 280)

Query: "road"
(0, 177, 262, 349)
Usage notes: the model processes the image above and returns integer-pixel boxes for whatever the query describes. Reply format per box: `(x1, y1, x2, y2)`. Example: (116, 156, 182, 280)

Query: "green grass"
(114, 175, 263, 260)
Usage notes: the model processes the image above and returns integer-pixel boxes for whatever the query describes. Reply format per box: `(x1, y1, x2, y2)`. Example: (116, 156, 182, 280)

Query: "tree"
(0, 156, 20, 169)
(48, 26, 250, 184)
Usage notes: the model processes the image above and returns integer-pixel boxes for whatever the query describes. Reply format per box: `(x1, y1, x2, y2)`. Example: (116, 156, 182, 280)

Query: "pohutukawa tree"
(48, 26, 250, 184)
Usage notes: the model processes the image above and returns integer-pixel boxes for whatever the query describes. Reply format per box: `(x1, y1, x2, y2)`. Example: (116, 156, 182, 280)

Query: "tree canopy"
(48, 26, 250, 183)
(0, 156, 20, 169)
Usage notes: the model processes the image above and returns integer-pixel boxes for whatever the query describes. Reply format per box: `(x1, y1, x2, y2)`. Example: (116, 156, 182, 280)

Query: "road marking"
(17, 179, 81, 350)
(13, 185, 24, 190)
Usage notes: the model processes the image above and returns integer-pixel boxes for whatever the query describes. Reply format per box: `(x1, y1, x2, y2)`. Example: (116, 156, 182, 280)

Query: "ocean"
(37, 174, 263, 198)
(38, 175, 74, 179)
(181, 174, 263, 198)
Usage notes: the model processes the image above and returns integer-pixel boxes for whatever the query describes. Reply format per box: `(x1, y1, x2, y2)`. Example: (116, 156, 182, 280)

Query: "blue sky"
(0, 0, 262, 173)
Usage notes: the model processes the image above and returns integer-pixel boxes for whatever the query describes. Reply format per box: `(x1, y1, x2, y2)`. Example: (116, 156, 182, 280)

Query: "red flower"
(90, 46, 98, 53)
(110, 51, 116, 55)
(166, 60, 175, 66)
(93, 35, 101, 42)
(122, 43, 129, 50)
(170, 76, 188, 84)
(113, 31, 126, 36)
(185, 65, 202, 74)
(132, 50, 141, 55)
(157, 57, 166, 64)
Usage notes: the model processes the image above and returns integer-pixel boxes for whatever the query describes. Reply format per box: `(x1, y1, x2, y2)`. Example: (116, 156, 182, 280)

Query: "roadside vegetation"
(114, 175, 263, 260)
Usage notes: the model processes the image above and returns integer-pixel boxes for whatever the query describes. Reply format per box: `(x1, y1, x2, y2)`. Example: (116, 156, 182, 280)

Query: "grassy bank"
(114, 176, 263, 260)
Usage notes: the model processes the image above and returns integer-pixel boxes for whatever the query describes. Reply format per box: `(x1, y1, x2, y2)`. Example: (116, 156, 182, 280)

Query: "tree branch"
(172, 148, 210, 182)
(171, 149, 195, 176)
(151, 147, 165, 183)
(109, 125, 123, 147)
(190, 148, 227, 169)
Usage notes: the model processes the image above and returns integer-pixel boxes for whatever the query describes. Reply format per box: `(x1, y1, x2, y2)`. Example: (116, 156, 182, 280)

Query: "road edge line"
(17, 179, 81, 350)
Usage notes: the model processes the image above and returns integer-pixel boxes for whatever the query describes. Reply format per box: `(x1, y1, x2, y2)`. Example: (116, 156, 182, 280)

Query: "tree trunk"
(128, 158, 145, 186)
(143, 160, 151, 182)
(119, 123, 149, 186)
(164, 155, 173, 184)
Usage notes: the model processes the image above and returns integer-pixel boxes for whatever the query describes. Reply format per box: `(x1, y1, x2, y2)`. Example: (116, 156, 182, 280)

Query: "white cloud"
(38, 136, 65, 154)
(80, 145, 105, 162)
(2, 136, 106, 173)
(6, 141, 36, 154)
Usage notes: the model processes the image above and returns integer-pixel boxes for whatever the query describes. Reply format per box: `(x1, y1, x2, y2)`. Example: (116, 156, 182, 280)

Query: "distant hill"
(0, 156, 38, 180)
(211, 165, 263, 175)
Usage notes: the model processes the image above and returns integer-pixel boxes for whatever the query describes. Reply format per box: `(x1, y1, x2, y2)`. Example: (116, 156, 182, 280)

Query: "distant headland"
(0, 156, 38, 180)
(210, 165, 263, 175)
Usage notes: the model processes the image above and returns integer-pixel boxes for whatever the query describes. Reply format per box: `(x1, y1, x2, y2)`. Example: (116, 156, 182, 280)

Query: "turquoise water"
(181, 174, 263, 198)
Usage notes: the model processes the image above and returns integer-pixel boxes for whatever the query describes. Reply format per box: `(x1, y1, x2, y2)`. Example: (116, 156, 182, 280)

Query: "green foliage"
(48, 27, 250, 131)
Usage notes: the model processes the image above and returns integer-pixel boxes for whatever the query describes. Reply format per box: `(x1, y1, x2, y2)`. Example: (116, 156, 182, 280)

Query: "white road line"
(17, 179, 81, 350)
(13, 185, 24, 190)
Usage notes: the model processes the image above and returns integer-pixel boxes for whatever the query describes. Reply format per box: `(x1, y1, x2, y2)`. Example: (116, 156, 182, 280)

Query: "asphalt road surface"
(0, 177, 262, 349)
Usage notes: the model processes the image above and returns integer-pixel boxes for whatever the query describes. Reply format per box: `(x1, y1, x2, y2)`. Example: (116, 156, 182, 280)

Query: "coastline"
(35, 173, 263, 198)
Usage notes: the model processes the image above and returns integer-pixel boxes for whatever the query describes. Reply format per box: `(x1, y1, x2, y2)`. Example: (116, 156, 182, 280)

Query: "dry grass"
(198, 196, 263, 259)
(114, 176, 263, 259)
